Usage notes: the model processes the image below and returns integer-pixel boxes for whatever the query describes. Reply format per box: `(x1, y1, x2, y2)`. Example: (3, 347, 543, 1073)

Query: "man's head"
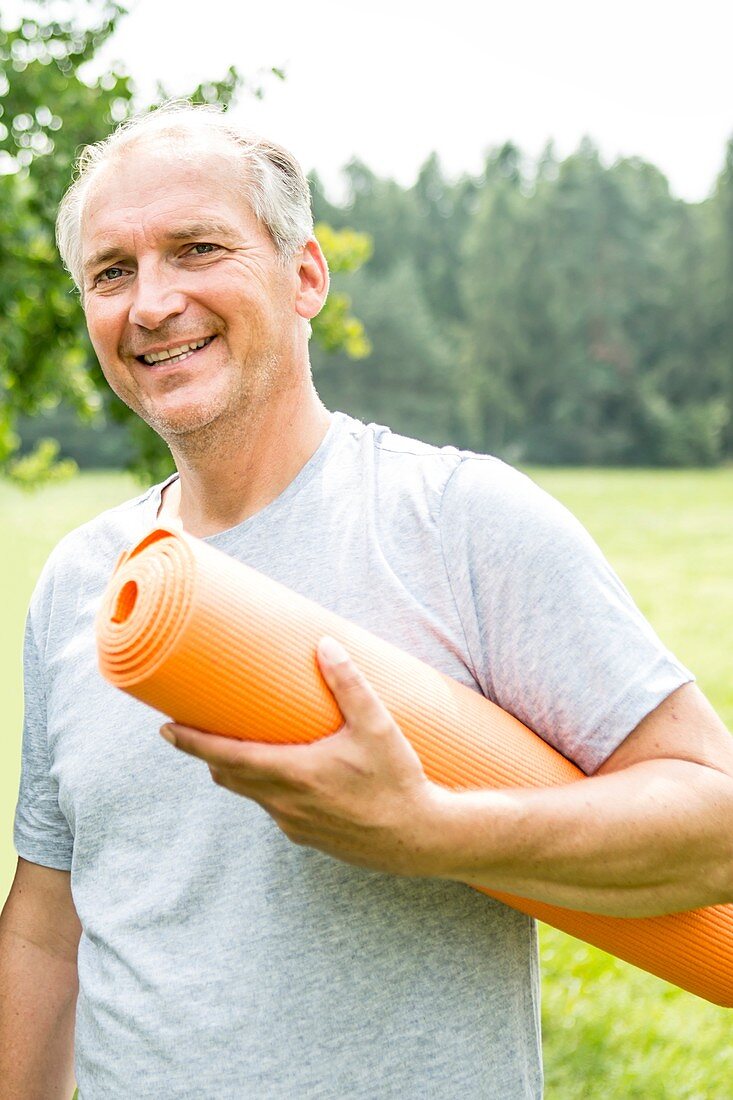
(56, 103, 329, 446)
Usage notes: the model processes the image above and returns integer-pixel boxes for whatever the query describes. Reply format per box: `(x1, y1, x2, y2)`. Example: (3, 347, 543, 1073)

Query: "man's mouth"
(137, 335, 215, 367)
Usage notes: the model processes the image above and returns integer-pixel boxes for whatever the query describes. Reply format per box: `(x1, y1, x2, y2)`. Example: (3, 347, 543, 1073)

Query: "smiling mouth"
(137, 335, 215, 367)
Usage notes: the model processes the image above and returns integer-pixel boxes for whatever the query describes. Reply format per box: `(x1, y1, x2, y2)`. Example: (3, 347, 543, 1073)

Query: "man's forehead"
(80, 145, 255, 261)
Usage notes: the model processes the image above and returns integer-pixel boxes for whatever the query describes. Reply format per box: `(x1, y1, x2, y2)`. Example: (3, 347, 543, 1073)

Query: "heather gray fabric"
(14, 412, 692, 1099)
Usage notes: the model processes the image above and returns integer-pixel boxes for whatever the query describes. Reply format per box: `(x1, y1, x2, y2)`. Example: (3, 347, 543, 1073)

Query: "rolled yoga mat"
(96, 525, 733, 1007)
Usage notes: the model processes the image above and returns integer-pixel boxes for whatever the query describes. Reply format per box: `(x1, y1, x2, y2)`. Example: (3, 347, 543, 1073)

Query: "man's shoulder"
(351, 416, 540, 512)
(352, 417, 598, 566)
(344, 416, 501, 488)
(54, 483, 157, 556)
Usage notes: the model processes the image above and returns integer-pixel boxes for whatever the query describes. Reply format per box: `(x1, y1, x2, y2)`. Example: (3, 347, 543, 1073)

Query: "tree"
(459, 143, 536, 457)
(705, 138, 733, 459)
(312, 260, 460, 445)
(459, 138, 724, 465)
(0, 2, 132, 480)
(409, 153, 479, 327)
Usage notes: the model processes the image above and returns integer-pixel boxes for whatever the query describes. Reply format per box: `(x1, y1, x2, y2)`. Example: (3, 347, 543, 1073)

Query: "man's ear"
(295, 238, 329, 320)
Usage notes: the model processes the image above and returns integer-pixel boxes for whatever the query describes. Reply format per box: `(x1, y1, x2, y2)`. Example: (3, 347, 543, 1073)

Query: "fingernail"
(319, 635, 349, 665)
(160, 724, 177, 745)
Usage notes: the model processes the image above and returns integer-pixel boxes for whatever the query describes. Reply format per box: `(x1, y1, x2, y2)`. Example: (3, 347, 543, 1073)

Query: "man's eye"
(188, 243, 218, 255)
(96, 266, 126, 285)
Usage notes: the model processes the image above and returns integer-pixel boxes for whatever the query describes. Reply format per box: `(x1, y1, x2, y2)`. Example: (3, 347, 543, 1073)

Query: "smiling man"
(77, 130, 332, 534)
(2, 103, 733, 1100)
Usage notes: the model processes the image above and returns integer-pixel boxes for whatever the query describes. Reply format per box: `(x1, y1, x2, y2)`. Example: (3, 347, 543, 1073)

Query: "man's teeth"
(143, 337, 212, 365)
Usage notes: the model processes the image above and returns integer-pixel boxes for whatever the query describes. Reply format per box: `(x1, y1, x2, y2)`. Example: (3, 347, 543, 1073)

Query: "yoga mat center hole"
(113, 580, 138, 623)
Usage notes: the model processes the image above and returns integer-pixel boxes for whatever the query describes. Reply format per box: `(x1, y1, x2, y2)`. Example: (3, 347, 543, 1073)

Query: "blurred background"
(1, 2, 732, 1096)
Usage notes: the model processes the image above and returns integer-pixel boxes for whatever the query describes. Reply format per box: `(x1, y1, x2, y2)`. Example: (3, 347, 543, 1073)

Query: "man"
(1, 103, 732, 1099)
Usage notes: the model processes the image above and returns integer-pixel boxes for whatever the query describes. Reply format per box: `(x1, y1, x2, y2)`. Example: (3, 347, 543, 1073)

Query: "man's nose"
(128, 265, 187, 330)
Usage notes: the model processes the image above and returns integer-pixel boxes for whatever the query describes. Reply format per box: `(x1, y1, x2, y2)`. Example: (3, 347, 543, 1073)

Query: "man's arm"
(158, 637, 733, 918)
(420, 680, 733, 915)
(0, 857, 81, 1100)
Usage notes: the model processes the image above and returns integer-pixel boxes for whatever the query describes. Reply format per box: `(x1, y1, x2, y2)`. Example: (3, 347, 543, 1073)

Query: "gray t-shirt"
(14, 413, 692, 1099)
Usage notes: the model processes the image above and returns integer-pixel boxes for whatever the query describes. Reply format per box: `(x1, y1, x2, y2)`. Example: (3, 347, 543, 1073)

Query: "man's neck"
(158, 382, 332, 538)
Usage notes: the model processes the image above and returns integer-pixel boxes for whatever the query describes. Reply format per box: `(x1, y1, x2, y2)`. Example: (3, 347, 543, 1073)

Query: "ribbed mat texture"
(96, 526, 733, 1006)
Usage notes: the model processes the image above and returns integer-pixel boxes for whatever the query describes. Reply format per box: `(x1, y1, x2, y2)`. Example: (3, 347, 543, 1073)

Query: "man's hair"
(56, 101, 315, 293)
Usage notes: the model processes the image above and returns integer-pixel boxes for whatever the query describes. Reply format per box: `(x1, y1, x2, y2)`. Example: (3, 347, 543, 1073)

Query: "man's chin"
(143, 403, 225, 442)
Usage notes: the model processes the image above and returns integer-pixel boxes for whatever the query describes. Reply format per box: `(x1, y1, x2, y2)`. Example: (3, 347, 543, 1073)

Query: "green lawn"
(1, 468, 731, 1098)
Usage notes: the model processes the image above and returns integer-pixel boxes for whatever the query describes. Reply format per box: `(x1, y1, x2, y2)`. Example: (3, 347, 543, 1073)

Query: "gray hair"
(56, 101, 315, 293)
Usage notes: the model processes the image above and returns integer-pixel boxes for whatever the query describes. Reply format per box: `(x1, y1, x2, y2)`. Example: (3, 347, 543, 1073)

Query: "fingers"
(159, 722, 312, 785)
(160, 723, 241, 765)
(317, 635, 395, 738)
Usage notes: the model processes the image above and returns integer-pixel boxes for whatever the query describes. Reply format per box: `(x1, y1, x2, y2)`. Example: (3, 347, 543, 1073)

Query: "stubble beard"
(138, 351, 283, 463)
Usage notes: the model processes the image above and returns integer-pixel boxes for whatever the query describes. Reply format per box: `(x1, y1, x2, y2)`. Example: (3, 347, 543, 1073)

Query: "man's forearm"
(0, 924, 78, 1100)
(426, 758, 733, 916)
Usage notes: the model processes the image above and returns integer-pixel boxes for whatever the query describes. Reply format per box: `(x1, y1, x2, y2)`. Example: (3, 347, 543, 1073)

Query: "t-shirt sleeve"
(13, 604, 74, 870)
(440, 457, 694, 775)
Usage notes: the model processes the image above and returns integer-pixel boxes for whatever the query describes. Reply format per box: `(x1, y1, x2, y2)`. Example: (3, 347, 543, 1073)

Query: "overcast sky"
(13, 0, 733, 201)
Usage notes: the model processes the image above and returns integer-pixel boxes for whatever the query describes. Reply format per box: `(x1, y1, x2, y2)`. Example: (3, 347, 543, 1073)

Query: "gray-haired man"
(2, 104, 732, 1099)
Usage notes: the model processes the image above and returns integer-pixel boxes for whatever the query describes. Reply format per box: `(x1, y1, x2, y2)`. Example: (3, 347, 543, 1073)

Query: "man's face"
(81, 141, 309, 442)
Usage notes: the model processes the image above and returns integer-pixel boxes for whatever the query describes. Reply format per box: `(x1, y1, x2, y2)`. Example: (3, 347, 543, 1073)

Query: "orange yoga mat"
(97, 525, 733, 1007)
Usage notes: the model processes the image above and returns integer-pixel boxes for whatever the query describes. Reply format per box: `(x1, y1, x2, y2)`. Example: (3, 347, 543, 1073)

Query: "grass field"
(1, 468, 731, 1098)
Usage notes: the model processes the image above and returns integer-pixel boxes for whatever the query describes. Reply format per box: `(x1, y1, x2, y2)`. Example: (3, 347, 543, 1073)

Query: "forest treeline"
(309, 140, 733, 467)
